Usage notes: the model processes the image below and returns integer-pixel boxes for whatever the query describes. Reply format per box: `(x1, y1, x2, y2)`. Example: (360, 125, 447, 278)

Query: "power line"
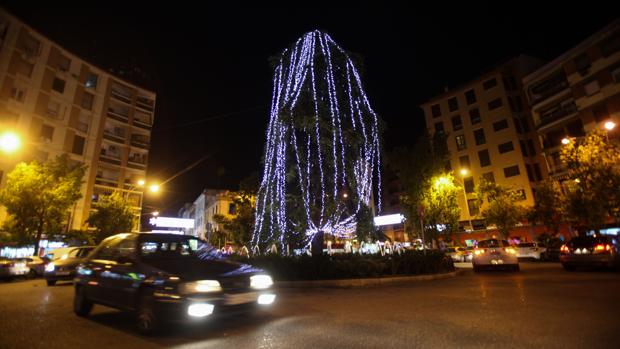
(170, 105, 266, 129)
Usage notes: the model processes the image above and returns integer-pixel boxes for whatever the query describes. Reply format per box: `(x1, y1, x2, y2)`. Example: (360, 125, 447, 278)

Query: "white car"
(445, 247, 468, 262)
(472, 239, 519, 272)
(0, 257, 30, 279)
(515, 242, 546, 260)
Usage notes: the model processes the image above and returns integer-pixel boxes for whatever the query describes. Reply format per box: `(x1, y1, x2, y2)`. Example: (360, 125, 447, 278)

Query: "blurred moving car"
(74, 233, 276, 334)
(515, 242, 547, 261)
(445, 247, 468, 262)
(44, 246, 94, 286)
(0, 257, 30, 279)
(560, 235, 620, 271)
(18, 256, 50, 277)
(472, 239, 519, 272)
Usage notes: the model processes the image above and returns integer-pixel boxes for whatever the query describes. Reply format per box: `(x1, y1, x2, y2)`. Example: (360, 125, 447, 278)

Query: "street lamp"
(0, 131, 22, 154)
(457, 168, 470, 217)
(149, 184, 160, 193)
(604, 121, 616, 131)
(561, 137, 571, 145)
(152, 211, 159, 216)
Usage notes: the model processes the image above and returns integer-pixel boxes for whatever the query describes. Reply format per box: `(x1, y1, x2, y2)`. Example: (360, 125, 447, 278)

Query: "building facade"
(421, 55, 545, 232)
(0, 9, 155, 232)
(180, 189, 240, 241)
(523, 20, 620, 179)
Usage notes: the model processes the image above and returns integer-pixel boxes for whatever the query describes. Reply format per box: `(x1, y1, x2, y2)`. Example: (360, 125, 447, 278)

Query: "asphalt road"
(1, 263, 619, 349)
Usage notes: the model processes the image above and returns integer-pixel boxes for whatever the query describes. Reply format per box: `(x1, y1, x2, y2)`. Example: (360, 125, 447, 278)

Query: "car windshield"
(76, 247, 93, 258)
(446, 247, 456, 252)
(478, 239, 501, 248)
(518, 243, 535, 247)
(139, 235, 217, 260)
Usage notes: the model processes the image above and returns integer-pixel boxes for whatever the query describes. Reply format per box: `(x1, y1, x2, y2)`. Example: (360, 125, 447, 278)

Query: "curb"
(274, 270, 459, 288)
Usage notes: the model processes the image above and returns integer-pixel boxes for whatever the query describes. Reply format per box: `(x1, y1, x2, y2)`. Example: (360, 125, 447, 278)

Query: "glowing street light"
(343, 193, 348, 198)
(152, 211, 159, 216)
(0, 131, 22, 154)
(459, 168, 469, 177)
(149, 184, 160, 193)
(137, 179, 146, 187)
(604, 121, 616, 131)
(561, 137, 571, 145)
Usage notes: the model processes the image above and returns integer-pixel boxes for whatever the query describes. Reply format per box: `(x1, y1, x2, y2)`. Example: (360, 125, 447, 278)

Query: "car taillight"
(594, 244, 612, 253)
(474, 249, 484, 255)
(560, 245, 569, 253)
(504, 247, 517, 254)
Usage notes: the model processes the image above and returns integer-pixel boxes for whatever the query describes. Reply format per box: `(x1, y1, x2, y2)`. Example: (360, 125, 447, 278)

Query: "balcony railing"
(528, 73, 569, 106)
(537, 101, 578, 128)
(103, 130, 126, 144)
(99, 149, 122, 165)
(111, 88, 133, 104)
(136, 96, 154, 112)
(107, 108, 129, 123)
(76, 122, 89, 133)
(95, 176, 119, 186)
(133, 115, 152, 129)
(130, 135, 149, 149)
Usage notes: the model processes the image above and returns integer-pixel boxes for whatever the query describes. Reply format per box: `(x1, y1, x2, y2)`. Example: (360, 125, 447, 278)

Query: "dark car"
(560, 235, 620, 271)
(73, 233, 276, 333)
(44, 246, 94, 286)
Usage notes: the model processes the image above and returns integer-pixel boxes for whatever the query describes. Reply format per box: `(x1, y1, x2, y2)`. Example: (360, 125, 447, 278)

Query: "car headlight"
(45, 263, 55, 272)
(178, 280, 222, 294)
(250, 274, 273, 289)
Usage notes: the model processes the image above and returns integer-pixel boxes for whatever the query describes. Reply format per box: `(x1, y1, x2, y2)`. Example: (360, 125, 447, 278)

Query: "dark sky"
(3, 2, 617, 215)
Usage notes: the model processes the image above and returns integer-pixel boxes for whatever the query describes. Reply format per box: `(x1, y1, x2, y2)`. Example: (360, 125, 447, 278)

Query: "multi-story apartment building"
(421, 55, 545, 233)
(0, 9, 155, 232)
(523, 20, 620, 179)
(180, 189, 241, 241)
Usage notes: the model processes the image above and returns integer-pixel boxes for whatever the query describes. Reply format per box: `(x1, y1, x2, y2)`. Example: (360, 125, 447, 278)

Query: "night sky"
(3, 2, 617, 215)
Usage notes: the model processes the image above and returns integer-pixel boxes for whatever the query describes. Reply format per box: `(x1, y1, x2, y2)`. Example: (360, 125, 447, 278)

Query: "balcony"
(528, 72, 569, 107)
(537, 100, 578, 128)
(136, 96, 154, 112)
(107, 107, 129, 123)
(103, 130, 126, 144)
(127, 159, 146, 170)
(76, 121, 89, 133)
(99, 149, 122, 165)
(95, 175, 119, 186)
(130, 134, 149, 149)
(133, 113, 152, 130)
(111, 87, 133, 105)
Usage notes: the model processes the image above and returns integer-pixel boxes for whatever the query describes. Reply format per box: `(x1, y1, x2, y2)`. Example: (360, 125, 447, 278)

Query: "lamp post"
(457, 168, 470, 217)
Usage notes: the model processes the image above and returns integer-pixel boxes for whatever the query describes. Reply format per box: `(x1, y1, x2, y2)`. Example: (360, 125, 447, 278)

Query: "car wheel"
(46, 280, 56, 286)
(473, 264, 481, 272)
(74, 286, 93, 317)
(563, 264, 576, 272)
(137, 293, 159, 335)
(28, 269, 37, 279)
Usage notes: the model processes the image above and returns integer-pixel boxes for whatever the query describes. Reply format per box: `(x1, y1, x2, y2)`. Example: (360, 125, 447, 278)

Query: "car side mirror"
(117, 256, 135, 265)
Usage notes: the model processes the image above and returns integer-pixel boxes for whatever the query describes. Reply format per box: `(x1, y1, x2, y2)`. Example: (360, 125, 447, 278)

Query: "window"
(451, 115, 462, 131)
(431, 104, 441, 118)
(521, 118, 530, 132)
(503, 165, 520, 178)
(58, 54, 71, 72)
(464, 177, 475, 193)
(498, 141, 514, 154)
(520, 140, 528, 157)
(434, 122, 444, 134)
(511, 189, 527, 201)
(46, 100, 63, 119)
(493, 119, 509, 132)
(574, 53, 590, 74)
(526, 164, 534, 182)
(482, 171, 495, 183)
(534, 163, 542, 181)
(514, 96, 523, 112)
(503, 76, 518, 91)
(455, 134, 467, 150)
(448, 97, 459, 112)
(469, 108, 481, 124)
(488, 98, 503, 111)
(40, 125, 54, 142)
(468, 199, 480, 216)
(10, 86, 26, 102)
(52, 77, 66, 93)
(483, 78, 497, 90)
(584, 79, 600, 96)
(82, 92, 94, 110)
(459, 155, 471, 169)
(93, 237, 121, 261)
(228, 203, 236, 215)
(465, 89, 476, 105)
(567, 119, 585, 137)
(592, 103, 609, 123)
(16, 59, 34, 77)
(72, 135, 85, 155)
(527, 139, 536, 156)
(85, 73, 98, 89)
(474, 128, 486, 145)
(513, 118, 522, 134)
(508, 97, 516, 112)
(478, 149, 491, 167)
(444, 160, 452, 172)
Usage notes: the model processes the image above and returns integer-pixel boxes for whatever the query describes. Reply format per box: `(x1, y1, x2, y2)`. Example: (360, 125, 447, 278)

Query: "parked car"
(17, 256, 50, 277)
(0, 257, 30, 279)
(44, 246, 94, 286)
(472, 239, 519, 272)
(73, 233, 276, 334)
(560, 235, 620, 271)
(515, 242, 547, 261)
(445, 247, 468, 262)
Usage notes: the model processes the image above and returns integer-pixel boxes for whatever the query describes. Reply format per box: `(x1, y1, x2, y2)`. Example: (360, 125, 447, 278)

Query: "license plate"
(56, 271, 71, 276)
(224, 292, 258, 305)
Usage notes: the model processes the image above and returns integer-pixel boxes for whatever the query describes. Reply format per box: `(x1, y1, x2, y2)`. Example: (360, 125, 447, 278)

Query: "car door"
(83, 238, 120, 303)
(104, 236, 141, 310)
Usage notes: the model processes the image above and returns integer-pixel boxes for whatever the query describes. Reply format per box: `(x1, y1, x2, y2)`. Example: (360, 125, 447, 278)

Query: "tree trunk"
(311, 231, 324, 256)
(33, 215, 44, 257)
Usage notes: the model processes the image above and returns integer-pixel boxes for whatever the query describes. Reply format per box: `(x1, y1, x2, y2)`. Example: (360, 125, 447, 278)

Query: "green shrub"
(231, 250, 454, 281)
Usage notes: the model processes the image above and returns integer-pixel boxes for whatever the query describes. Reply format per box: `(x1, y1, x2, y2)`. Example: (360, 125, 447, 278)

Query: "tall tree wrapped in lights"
(252, 30, 382, 253)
